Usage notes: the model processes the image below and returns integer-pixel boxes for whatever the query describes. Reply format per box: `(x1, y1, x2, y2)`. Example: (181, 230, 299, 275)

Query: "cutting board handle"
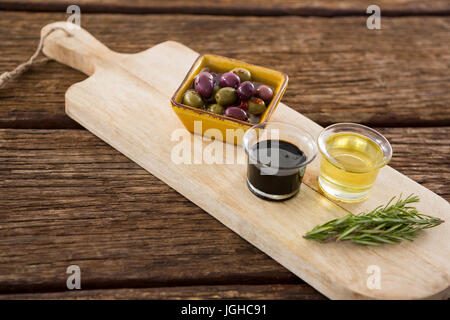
(41, 21, 114, 76)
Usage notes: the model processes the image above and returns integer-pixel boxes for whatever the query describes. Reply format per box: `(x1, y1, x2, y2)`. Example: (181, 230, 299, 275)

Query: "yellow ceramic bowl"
(171, 54, 288, 144)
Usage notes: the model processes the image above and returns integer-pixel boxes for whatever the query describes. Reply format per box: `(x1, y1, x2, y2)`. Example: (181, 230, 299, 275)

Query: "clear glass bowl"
(317, 123, 392, 202)
(242, 121, 317, 201)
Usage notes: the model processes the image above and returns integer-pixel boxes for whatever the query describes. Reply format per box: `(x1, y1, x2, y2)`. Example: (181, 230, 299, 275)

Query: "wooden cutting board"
(42, 22, 450, 299)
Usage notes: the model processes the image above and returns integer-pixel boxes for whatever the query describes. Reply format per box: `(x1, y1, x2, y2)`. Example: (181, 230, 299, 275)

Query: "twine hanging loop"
(0, 27, 72, 89)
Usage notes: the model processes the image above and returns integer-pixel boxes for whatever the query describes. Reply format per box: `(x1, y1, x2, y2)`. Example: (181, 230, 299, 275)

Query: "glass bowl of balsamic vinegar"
(243, 122, 318, 201)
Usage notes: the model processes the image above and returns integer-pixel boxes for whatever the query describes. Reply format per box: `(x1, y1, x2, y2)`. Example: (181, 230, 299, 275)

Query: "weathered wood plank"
(0, 127, 448, 296)
(0, 284, 325, 300)
(377, 127, 450, 199)
(1, 12, 449, 128)
(0, 0, 449, 15)
(0, 129, 300, 294)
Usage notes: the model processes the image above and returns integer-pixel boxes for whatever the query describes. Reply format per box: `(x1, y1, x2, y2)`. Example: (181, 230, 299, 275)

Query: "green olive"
(231, 68, 252, 82)
(182, 90, 204, 109)
(248, 114, 261, 124)
(215, 87, 237, 106)
(206, 85, 220, 103)
(207, 104, 225, 115)
(248, 97, 266, 115)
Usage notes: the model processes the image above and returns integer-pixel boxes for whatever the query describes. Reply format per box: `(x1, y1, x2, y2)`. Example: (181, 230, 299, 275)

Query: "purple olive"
(225, 106, 248, 121)
(219, 72, 241, 88)
(256, 85, 274, 101)
(195, 72, 214, 98)
(236, 81, 255, 100)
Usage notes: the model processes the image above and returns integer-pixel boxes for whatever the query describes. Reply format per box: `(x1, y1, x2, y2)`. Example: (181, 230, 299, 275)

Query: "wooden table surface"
(0, 1, 449, 300)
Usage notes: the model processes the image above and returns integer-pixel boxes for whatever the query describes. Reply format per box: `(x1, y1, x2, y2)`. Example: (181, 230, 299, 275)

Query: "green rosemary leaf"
(337, 225, 361, 240)
(352, 239, 381, 246)
(305, 225, 334, 236)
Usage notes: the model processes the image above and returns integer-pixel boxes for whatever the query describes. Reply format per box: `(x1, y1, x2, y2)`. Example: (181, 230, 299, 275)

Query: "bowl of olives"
(171, 54, 288, 144)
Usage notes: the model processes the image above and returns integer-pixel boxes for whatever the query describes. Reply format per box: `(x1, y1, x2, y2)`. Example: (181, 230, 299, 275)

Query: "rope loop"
(0, 27, 72, 89)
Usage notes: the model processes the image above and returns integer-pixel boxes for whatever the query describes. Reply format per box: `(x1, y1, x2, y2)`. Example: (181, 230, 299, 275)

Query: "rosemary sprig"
(304, 194, 444, 246)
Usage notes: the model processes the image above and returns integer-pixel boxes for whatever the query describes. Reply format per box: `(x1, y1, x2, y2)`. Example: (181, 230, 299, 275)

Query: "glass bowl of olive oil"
(317, 123, 392, 202)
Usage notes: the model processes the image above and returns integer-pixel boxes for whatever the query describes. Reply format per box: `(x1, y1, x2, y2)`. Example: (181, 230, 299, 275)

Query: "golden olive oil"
(318, 132, 384, 202)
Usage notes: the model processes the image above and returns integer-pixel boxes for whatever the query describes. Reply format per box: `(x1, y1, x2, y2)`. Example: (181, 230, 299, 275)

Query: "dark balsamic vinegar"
(247, 140, 307, 200)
